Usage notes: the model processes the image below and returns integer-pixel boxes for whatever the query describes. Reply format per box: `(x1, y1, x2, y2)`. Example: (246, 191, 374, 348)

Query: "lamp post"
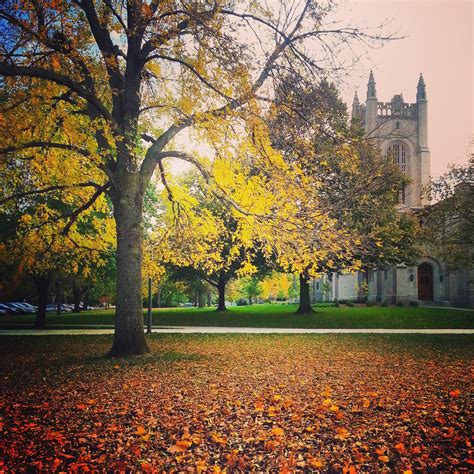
(146, 243, 154, 335)
(147, 276, 152, 334)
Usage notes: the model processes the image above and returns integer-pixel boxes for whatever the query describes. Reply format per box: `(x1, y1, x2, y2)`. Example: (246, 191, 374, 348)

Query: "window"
(387, 142, 409, 172)
(387, 142, 409, 204)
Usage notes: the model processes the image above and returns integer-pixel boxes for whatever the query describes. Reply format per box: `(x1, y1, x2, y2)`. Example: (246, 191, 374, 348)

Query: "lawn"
(0, 334, 472, 471)
(1, 303, 473, 329)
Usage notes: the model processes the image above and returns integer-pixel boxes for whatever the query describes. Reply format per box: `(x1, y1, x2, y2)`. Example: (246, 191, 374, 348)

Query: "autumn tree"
(269, 75, 418, 313)
(0, 0, 392, 354)
(155, 172, 273, 312)
(423, 158, 474, 270)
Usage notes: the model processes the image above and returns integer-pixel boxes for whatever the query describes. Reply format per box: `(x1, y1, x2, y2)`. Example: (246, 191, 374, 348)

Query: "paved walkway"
(0, 327, 473, 336)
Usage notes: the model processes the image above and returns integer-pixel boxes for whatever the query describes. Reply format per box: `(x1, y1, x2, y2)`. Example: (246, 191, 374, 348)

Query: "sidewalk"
(1, 327, 473, 336)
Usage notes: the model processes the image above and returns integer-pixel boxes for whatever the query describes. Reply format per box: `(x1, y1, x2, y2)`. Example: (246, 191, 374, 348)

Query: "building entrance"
(418, 263, 434, 300)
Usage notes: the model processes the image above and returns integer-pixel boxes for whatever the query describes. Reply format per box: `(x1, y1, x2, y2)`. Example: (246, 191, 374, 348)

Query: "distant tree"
(156, 173, 272, 311)
(269, 74, 419, 313)
(423, 158, 474, 270)
(240, 276, 263, 305)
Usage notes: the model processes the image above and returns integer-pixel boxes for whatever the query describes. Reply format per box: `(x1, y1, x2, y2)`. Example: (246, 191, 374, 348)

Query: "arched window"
(386, 142, 408, 173)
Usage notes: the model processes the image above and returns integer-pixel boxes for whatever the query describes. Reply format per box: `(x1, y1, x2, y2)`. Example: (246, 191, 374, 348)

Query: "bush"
(409, 301, 419, 307)
(236, 298, 248, 306)
(346, 301, 355, 307)
(397, 301, 404, 307)
(381, 300, 388, 307)
(334, 301, 340, 307)
(366, 301, 374, 307)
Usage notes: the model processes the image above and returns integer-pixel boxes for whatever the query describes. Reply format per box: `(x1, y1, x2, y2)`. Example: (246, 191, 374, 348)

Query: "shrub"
(334, 301, 340, 307)
(409, 301, 419, 307)
(346, 301, 355, 307)
(397, 301, 404, 307)
(236, 298, 248, 306)
(381, 300, 388, 307)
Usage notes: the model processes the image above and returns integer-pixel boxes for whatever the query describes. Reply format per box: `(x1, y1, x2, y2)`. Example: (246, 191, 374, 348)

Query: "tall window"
(387, 142, 409, 204)
(387, 142, 408, 173)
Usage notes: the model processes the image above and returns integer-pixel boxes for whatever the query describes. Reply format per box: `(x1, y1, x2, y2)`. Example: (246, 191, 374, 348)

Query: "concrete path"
(1, 327, 473, 336)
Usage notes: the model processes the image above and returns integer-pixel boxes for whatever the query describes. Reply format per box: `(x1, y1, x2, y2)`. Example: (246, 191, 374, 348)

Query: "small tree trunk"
(207, 290, 212, 307)
(198, 290, 205, 308)
(33, 274, 51, 329)
(216, 276, 227, 312)
(296, 273, 314, 314)
(109, 181, 149, 357)
(72, 281, 83, 312)
(55, 279, 62, 315)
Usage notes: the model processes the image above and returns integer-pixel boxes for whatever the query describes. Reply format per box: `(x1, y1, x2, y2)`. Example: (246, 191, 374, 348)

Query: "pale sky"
(337, 0, 473, 177)
(170, 1, 473, 178)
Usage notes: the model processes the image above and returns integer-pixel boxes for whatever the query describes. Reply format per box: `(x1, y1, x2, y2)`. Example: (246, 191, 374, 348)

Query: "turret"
(365, 70, 378, 134)
(351, 91, 360, 120)
(416, 73, 426, 101)
(367, 70, 377, 99)
(416, 73, 430, 205)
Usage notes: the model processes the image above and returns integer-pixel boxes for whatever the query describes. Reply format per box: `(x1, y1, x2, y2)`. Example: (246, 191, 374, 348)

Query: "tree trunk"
(33, 274, 51, 329)
(296, 273, 314, 314)
(109, 181, 149, 357)
(198, 289, 205, 308)
(72, 281, 83, 312)
(55, 279, 62, 315)
(207, 290, 212, 307)
(216, 276, 227, 312)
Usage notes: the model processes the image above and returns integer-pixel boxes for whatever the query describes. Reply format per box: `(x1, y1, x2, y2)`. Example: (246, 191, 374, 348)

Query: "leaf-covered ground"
(0, 334, 472, 472)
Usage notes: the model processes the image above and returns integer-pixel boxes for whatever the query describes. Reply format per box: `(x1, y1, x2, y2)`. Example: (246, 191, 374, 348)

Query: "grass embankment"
(0, 334, 472, 471)
(0, 303, 473, 329)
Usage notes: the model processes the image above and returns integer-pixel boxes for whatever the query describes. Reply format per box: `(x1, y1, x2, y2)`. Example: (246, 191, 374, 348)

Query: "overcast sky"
(336, 0, 473, 177)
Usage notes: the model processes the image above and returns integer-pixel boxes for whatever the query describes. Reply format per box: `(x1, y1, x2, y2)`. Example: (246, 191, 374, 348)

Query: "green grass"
(1, 303, 473, 329)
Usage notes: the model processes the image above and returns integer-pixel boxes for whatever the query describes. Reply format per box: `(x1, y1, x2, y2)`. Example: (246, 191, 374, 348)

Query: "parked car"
(0, 303, 19, 314)
(11, 302, 37, 313)
(3, 303, 28, 314)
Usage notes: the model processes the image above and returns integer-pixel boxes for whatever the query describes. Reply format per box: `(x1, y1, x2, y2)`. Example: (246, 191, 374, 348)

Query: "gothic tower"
(352, 71, 431, 208)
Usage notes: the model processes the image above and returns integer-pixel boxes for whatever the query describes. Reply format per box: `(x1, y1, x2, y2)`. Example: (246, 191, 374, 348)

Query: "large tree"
(0, 0, 391, 354)
(269, 75, 419, 313)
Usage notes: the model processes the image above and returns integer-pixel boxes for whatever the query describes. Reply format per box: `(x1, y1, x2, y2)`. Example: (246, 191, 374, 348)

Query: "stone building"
(311, 72, 473, 308)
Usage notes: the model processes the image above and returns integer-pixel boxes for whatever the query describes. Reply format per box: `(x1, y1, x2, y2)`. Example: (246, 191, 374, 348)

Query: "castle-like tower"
(352, 72, 431, 208)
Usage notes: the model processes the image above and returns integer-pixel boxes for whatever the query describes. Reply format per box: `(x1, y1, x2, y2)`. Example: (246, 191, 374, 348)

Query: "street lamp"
(146, 243, 154, 335)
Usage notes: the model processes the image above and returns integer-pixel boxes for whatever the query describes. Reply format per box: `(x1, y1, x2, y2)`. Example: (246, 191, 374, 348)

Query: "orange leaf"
(168, 440, 192, 453)
(272, 427, 285, 437)
(308, 458, 323, 469)
(363, 398, 371, 408)
(375, 447, 385, 455)
(336, 427, 349, 439)
(378, 455, 389, 463)
(135, 426, 147, 435)
(394, 442, 405, 453)
(211, 433, 227, 445)
(449, 389, 461, 397)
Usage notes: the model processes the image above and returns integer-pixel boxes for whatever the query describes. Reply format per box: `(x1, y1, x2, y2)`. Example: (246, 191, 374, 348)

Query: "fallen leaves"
(0, 334, 472, 471)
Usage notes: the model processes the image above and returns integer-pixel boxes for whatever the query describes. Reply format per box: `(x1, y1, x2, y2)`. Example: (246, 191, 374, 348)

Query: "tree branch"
(0, 63, 114, 124)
